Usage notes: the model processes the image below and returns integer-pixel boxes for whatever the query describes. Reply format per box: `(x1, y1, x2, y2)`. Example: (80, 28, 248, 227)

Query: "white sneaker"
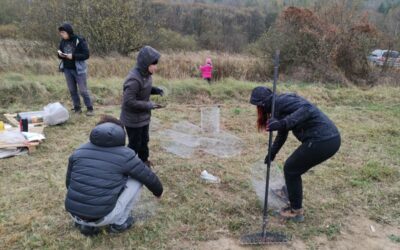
(200, 170, 220, 183)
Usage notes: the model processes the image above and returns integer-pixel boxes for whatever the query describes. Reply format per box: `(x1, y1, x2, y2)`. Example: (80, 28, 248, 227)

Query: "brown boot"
(279, 206, 304, 222)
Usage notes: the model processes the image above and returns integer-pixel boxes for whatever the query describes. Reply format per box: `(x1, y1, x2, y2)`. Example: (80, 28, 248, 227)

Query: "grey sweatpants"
(72, 178, 142, 226)
(64, 68, 93, 110)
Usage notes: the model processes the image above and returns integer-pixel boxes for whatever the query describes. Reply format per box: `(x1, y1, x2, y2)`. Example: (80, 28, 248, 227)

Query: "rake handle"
(262, 50, 280, 237)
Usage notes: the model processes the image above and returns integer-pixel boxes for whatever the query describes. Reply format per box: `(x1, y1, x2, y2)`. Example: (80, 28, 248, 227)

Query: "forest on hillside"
(0, 0, 399, 84)
(1, 0, 399, 53)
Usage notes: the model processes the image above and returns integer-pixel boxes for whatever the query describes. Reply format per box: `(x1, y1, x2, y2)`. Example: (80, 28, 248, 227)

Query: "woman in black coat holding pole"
(250, 86, 341, 222)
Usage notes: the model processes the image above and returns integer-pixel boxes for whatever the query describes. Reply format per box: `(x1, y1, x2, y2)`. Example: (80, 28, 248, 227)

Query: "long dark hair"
(257, 106, 270, 132)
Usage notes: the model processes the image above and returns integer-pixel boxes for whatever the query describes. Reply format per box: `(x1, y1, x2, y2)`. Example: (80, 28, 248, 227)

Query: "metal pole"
(262, 50, 280, 237)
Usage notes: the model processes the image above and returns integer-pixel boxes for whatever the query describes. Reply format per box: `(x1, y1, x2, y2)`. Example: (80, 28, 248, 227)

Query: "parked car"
(368, 49, 400, 67)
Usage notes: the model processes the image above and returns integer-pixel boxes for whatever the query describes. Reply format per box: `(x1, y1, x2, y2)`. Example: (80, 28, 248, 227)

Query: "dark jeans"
(284, 135, 341, 209)
(126, 125, 150, 162)
(64, 68, 93, 110)
(205, 78, 211, 84)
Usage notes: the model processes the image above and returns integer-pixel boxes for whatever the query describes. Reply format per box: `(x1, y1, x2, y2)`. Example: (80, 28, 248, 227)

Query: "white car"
(368, 49, 400, 67)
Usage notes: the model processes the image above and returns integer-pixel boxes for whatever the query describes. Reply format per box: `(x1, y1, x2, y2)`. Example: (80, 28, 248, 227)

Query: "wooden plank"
(4, 113, 45, 128)
(0, 142, 38, 148)
(2, 113, 45, 154)
(27, 144, 38, 153)
(4, 113, 46, 134)
(4, 113, 19, 127)
(0, 142, 40, 154)
(0, 143, 27, 148)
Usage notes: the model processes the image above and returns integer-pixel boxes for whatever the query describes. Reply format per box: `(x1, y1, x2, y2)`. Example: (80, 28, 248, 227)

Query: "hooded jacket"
(250, 86, 340, 157)
(65, 122, 163, 220)
(120, 46, 161, 128)
(200, 58, 213, 79)
(58, 23, 89, 74)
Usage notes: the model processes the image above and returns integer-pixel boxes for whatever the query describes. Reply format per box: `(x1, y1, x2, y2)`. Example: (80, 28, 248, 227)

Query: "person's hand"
(264, 152, 276, 164)
(154, 87, 164, 96)
(58, 50, 66, 58)
(144, 161, 152, 169)
(152, 104, 165, 109)
(65, 54, 73, 60)
(266, 118, 286, 131)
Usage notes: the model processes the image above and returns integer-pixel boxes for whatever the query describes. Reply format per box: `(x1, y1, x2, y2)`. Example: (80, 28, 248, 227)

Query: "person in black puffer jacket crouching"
(65, 115, 163, 236)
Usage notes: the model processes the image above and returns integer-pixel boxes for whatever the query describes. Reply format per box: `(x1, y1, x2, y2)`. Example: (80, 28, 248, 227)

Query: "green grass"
(350, 161, 399, 187)
(389, 234, 400, 243)
(0, 73, 399, 249)
(0, 73, 261, 112)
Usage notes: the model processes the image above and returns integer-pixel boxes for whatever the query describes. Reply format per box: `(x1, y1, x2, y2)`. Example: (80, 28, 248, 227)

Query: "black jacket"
(120, 46, 161, 128)
(250, 86, 340, 157)
(58, 23, 89, 69)
(65, 122, 163, 220)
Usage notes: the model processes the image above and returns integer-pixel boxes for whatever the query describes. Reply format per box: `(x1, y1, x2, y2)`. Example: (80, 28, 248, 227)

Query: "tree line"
(0, 0, 399, 84)
(0, 0, 399, 55)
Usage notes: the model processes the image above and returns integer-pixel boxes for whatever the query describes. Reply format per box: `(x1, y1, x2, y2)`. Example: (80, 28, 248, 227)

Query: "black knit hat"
(250, 86, 273, 106)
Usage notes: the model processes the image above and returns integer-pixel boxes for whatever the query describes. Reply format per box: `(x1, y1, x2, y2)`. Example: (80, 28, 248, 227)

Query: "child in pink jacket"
(200, 58, 213, 84)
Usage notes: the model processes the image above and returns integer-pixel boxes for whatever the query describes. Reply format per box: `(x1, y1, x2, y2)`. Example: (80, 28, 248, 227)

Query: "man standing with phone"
(120, 46, 164, 167)
(58, 22, 94, 116)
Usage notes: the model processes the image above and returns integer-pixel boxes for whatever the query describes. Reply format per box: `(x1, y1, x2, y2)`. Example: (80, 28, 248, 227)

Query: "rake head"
(240, 231, 289, 245)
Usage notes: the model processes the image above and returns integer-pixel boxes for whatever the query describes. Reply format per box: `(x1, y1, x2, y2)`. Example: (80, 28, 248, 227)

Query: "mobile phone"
(58, 50, 67, 56)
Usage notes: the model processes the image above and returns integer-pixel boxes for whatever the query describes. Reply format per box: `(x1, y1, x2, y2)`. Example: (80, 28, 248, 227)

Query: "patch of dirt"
(196, 238, 245, 250)
(193, 237, 306, 250)
(192, 216, 400, 250)
(313, 216, 400, 250)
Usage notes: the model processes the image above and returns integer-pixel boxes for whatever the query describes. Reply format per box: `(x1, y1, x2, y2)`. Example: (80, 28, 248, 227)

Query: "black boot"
(109, 216, 135, 233)
(71, 107, 82, 114)
(86, 107, 95, 116)
(75, 223, 100, 236)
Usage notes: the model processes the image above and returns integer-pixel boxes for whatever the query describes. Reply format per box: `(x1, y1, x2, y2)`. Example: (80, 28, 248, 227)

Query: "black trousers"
(126, 125, 150, 162)
(284, 135, 341, 209)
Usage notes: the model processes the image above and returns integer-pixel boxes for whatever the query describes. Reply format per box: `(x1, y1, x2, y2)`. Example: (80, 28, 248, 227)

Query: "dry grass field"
(0, 72, 399, 249)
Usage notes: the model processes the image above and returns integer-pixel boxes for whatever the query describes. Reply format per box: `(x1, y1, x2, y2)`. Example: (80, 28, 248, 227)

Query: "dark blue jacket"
(65, 122, 163, 220)
(250, 86, 340, 157)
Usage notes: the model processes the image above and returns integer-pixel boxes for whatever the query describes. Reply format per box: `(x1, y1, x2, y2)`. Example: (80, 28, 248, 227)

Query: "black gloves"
(267, 118, 286, 131)
(152, 87, 164, 96)
(150, 102, 164, 109)
(264, 119, 284, 163)
(264, 152, 276, 164)
(150, 87, 165, 110)
(264, 122, 288, 164)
